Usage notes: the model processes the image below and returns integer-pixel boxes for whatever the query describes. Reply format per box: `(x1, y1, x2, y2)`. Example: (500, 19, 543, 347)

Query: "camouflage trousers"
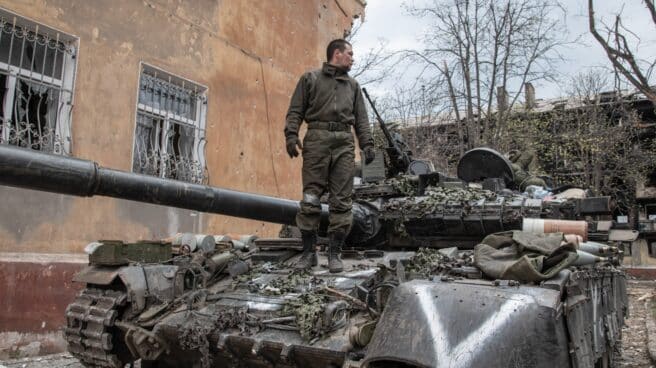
(296, 129, 355, 234)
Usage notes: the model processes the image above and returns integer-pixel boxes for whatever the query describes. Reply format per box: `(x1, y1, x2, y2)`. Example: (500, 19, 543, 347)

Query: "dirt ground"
(1, 280, 654, 368)
(614, 280, 656, 368)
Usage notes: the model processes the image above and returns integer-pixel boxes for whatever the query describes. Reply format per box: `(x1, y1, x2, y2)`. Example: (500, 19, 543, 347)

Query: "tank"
(0, 144, 628, 368)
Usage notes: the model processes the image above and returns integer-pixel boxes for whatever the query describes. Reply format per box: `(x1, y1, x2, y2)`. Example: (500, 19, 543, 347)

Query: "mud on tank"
(0, 144, 629, 368)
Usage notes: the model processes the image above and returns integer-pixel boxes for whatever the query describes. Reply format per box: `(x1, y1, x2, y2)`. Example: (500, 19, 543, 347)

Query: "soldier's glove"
(364, 146, 376, 164)
(286, 136, 303, 158)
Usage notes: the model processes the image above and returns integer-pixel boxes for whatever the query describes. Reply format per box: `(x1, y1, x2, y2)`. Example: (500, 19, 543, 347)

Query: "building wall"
(0, 0, 365, 254)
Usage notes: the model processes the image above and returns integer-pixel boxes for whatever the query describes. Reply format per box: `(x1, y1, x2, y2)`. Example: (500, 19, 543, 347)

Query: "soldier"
(508, 149, 547, 190)
(284, 39, 375, 272)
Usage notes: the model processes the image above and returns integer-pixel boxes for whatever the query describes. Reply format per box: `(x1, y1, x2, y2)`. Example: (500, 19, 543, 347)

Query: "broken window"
(0, 9, 77, 155)
(132, 65, 208, 184)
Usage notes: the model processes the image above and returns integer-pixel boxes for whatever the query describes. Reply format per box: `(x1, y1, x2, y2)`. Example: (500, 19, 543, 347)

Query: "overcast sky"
(352, 0, 656, 100)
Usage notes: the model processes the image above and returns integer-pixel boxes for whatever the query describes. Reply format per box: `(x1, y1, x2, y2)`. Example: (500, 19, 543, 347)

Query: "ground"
(614, 280, 656, 368)
(1, 280, 654, 368)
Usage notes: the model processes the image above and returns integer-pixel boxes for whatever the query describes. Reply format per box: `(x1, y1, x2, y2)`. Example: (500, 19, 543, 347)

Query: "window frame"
(131, 62, 208, 183)
(0, 7, 78, 155)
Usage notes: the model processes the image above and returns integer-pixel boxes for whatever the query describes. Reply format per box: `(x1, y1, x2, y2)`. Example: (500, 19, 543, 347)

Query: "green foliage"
(499, 104, 656, 211)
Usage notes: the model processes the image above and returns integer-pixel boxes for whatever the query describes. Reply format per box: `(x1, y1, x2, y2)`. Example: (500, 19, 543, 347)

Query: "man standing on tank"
(284, 39, 375, 273)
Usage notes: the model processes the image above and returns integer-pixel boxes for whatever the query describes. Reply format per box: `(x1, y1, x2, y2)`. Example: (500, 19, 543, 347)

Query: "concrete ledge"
(0, 332, 67, 360)
(0, 252, 87, 264)
(0, 253, 86, 359)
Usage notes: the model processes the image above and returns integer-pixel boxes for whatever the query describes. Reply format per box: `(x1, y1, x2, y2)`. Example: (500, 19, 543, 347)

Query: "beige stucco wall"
(0, 0, 365, 253)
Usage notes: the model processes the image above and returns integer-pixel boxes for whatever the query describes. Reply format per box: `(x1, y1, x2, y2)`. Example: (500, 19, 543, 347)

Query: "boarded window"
(132, 65, 208, 184)
(0, 9, 77, 154)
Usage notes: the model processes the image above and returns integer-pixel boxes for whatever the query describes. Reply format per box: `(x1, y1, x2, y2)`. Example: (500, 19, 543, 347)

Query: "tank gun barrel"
(0, 145, 313, 226)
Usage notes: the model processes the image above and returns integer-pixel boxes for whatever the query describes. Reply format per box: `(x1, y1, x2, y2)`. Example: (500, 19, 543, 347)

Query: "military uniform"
(509, 150, 547, 190)
(285, 63, 373, 235)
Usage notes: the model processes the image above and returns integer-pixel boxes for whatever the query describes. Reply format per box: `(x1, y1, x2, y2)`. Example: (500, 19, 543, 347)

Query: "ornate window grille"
(132, 65, 208, 184)
(0, 9, 77, 155)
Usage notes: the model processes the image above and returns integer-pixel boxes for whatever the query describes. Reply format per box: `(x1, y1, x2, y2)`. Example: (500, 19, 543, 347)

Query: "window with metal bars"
(0, 9, 77, 155)
(132, 65, 208, 184)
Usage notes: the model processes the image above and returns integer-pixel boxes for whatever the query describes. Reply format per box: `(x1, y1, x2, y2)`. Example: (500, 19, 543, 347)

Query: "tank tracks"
(64, 288, 129, 368)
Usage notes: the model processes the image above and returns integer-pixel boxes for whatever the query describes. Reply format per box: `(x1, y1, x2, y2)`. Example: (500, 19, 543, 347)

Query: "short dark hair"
(326, 39, 351, 62)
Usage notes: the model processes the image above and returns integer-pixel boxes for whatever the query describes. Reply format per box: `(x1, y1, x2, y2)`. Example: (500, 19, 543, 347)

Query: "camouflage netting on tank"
(404, 248, 475, 278)
(263, 269, 325, 295)
(229, 265, 334, 341)
(178, 307, 256, 368)
(383, 175, 417, 196)
(282, 292, 329, 341)
(404, 248, 449, 277)
(179, 318, 214, 368)
(384, 185, 496, 215)
(232, 263, 270, 288)
(232, 265, 326, 295)
(424, 185, 496, 202)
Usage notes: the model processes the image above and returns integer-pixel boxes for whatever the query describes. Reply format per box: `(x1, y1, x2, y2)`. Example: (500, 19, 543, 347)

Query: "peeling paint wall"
(0, 0, 366, 253)
(0, 254, 85, 358)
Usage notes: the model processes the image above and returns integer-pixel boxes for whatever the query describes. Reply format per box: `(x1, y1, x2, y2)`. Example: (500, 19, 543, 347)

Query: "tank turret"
(0, 145, 614, 247)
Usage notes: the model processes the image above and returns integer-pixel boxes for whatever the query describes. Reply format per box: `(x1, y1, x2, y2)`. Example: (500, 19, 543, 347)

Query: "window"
(649, 242, 655, 258)
(132, 64, 208, 184)
(0, 9, 77, 155)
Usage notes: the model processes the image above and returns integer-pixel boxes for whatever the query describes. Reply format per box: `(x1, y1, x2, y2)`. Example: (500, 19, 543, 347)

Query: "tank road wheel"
(64, 287, 133, 368)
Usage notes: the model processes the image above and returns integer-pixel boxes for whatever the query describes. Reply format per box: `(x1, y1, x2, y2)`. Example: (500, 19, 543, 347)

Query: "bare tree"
(347, 18, 399, 87)
(588, 0, 656, 103)
(404, 0, 567, 147)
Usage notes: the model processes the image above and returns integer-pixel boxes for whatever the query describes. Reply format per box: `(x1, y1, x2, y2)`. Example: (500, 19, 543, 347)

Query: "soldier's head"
(327, 39, 353, 71)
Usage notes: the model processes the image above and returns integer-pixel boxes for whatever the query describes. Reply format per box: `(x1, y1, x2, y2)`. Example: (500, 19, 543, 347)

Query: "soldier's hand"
(286, 136, 303, 158)
(364, 146, 376, 164)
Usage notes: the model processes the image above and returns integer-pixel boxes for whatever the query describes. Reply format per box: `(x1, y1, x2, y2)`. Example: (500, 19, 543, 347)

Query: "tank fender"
(71, 264, 181, 317)
(72, 266, 120, 285)
(363, 280, 570, 368)
(116, 266, 149, 313)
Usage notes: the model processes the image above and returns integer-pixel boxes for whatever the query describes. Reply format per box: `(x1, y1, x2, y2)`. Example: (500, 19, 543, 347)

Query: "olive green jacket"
(284, 63, 373, 149)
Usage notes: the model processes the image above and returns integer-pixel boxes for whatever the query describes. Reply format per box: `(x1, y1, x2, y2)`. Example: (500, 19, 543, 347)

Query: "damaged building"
(0, 0, 366, 358)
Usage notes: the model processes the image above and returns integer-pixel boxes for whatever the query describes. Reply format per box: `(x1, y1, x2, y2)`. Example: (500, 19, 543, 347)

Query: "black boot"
(295, 230, 318, 269)
(328, 232, 345, 273)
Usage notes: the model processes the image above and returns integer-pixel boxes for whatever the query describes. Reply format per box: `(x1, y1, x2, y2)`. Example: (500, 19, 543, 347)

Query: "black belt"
(307, 121, 351, 132)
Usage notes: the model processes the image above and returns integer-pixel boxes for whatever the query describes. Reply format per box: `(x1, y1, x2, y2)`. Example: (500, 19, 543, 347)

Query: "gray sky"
(352, 0, 656, 100)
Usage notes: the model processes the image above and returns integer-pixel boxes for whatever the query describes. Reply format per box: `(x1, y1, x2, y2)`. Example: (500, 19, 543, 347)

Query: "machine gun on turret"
(362, 88, 412, 177)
